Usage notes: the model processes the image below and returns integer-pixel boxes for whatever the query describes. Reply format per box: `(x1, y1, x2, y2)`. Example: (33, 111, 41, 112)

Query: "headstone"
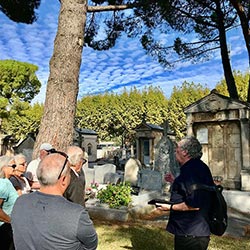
(104, 172, 122, 185)
(94, 164, 116, 184)
(124, 158, 141, 186)
(241, 170, 250, 191)
(154, 121, 179, 177)
(84, 168, 95, 188)
(137, 169, 162, 190)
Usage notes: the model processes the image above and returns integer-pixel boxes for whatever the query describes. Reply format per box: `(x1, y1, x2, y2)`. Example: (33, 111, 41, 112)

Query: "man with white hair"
(26, 142, 55, 191)
(156, 136, 214, 250)
(64, 146, 86, 207)
(11, 152, 98, 250)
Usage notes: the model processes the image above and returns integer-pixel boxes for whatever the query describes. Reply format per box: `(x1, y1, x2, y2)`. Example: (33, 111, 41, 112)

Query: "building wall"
(194, 121, 242, 189)
(185, 91, 250, 190)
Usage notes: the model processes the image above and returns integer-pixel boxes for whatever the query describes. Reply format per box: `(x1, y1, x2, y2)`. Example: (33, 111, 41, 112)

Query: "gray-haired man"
(156, 136, 214, 250)
(11, 152, 98, 250)
(64, 145, 86, 207)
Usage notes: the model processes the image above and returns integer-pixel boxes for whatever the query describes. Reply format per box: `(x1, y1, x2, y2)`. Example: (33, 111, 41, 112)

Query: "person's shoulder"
(62, 196, 85, 211)
(15, 191, 35, 203)
(0, 178, 14, 188)
(0, 178, 9, 184)
(9, 175, 20, 185)
(27, 158, 40, 167)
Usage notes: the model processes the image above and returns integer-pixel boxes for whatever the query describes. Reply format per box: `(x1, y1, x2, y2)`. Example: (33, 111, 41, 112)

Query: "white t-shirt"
(26, 158, 40, 182)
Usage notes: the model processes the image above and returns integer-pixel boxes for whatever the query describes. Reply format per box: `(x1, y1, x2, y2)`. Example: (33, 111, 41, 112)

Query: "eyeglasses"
(18, 161, 27, 166)
(81, 158, 87, 165)
(56, 151, 69, 180)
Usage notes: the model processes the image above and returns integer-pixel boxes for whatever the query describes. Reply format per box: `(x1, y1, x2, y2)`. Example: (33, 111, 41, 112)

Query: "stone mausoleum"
(135, 122, 164, 168)
(184, 90, 250, 191)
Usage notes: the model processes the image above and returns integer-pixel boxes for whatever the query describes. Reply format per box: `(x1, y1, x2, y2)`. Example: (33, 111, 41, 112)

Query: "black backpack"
(189, 184, 228, 236)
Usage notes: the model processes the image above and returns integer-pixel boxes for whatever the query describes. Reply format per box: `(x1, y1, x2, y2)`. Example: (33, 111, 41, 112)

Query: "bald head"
(37, 153, 69, 186)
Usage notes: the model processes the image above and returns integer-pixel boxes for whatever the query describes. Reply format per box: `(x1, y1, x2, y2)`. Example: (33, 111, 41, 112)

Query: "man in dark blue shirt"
(156, 136, 214, 250)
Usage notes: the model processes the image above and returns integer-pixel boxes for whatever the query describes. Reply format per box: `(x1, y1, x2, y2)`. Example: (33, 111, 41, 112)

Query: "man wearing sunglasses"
(11, 152, 98, 250)
(63, 146, 87, 207)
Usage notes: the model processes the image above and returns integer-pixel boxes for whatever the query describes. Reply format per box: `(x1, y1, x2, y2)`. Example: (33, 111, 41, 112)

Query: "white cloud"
(0, 0, 248, 104)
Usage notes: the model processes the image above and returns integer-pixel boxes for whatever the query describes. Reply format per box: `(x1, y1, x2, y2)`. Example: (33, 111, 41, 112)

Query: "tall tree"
(76, 86, 168, 145)
(135, 0, 239, 99)
(1, 0, 246, 157)
(215, 70, 249, 101)
(229, 0, 250, 102)
(2, 102, 43, 141)
(167, 81, 210, 139)
(0, 59, 41, 118)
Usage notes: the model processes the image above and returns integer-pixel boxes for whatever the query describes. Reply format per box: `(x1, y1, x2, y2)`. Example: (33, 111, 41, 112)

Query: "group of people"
(0, 142, 96, 250)
(0, 136, 215, 250)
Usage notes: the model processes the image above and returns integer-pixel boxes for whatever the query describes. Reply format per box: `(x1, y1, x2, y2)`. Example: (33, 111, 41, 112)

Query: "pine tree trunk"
(215, 0, 238, 100)
(33, 0, 87, 157)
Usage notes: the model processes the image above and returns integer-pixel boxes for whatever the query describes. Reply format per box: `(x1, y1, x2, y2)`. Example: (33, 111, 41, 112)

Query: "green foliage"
(0, 60, 41, 103)
(167, 81, 210, 140)
(215, 70, 249, 101)
(0, 60, 42, 141)
(0, 0, 41, 24)
(2, 102, 43, 141)
(97, 183, 132, 209)
(76, 86, 168, 144)
(0, 60, 41, 118)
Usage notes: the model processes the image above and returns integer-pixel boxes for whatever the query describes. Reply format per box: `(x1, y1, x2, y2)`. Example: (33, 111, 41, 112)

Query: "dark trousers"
(0, 223, 15, 250)
(174, 235, 210, 250)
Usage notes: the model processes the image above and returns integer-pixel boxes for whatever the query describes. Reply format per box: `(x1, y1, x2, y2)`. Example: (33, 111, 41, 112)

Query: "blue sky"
(0, 0, 248, 104)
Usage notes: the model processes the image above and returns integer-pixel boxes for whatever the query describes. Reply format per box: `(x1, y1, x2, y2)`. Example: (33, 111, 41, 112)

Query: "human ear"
(182, 150, 188, 157)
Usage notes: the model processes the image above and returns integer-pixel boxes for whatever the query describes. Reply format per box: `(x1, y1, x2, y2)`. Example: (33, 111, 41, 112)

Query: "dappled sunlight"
(94, 220, 250, 250)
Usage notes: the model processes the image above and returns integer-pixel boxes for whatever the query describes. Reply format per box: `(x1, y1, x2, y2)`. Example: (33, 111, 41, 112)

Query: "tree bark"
(216, 0, 238, 99)
(229, 0, 250, 102)
(33, 0, 87, 157)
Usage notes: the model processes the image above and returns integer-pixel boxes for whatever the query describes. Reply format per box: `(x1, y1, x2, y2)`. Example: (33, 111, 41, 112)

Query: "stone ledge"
(87, 205, 129, 222)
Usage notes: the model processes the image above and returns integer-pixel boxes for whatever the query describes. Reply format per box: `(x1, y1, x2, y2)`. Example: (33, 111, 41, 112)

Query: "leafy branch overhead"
(0, 0, 41, 23)
(85, 0, 247, 100)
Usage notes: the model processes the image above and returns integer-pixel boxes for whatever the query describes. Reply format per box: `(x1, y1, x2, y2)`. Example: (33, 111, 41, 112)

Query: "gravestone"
(84, 168, 95, 188)
(104, 172, 122, 185)
(124, 158, 141, 186)
(154, 135, 179, 177)
(94, 164, 116, 184)
(137, 169, 162, 190)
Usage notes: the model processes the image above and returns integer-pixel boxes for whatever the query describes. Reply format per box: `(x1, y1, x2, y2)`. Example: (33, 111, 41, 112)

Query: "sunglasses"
(55, 151, 69, 180)
(46, 148, 57, 154)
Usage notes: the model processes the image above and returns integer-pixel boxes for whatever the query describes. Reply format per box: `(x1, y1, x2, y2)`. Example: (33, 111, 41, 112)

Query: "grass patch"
(94, 220, 250, 250)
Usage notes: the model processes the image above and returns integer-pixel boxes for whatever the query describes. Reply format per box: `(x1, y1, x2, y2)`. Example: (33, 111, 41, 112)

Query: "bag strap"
(188, 184, 223, 194)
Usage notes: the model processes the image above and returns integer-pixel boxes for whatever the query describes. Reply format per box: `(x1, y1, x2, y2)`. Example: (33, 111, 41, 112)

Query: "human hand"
(156, 202, 200, 212)
(142, 207, 169, 220)
(155, 203, 171, 211)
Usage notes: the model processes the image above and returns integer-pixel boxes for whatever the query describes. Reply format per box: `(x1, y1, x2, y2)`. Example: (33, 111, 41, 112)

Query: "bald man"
(11, 152, 98, 250)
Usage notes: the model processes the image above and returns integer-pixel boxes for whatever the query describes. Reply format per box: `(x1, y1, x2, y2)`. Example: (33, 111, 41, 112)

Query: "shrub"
(97, 182, 132, 209)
